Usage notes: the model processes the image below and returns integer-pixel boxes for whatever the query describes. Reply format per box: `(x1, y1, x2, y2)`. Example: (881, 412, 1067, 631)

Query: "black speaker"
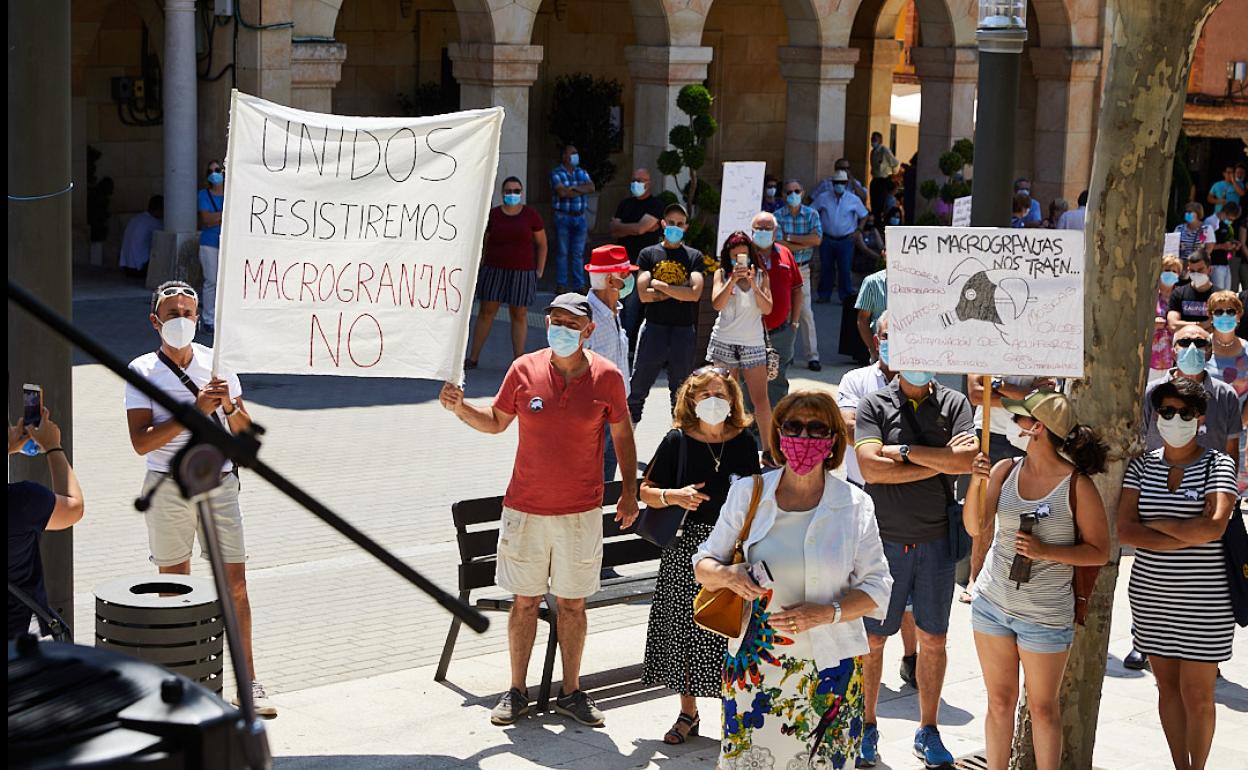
(8, 636, 246, 769)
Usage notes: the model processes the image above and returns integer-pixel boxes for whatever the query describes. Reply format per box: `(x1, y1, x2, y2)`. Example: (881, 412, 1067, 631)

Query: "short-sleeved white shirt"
(124, 344, 242, 472)
(836, 363, 890, 486)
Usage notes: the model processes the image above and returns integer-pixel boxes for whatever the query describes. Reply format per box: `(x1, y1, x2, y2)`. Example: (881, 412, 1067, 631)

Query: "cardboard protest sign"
(213, 90, 502, 382)
(716, 162, 766, 255)
(1163, 231, 1180, 258)
(951, 196, 972, 227)
(884, 226, 1085, 377)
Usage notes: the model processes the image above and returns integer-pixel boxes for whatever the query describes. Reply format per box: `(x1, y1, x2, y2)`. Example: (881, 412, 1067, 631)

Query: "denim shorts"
(862, 538, 957, 637)
(971, 596, 1073, 654)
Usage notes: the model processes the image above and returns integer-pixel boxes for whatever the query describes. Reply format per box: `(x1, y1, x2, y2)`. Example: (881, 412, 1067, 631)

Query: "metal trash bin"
(95, 575, 224, 694)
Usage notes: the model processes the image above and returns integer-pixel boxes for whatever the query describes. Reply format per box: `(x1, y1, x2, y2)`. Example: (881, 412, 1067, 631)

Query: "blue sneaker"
(855, 722, 879, 767)
(913, 725, 955, 768)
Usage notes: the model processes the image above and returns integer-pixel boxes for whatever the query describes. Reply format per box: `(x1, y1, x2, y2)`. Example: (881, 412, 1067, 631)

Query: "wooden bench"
(434, 480, 660, 711)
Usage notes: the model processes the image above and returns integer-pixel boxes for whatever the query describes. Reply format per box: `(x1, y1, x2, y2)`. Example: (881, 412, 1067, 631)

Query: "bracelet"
(45, 447, 65, 455)
(223, 405, 237, 416)
(659, 489, 669, 506)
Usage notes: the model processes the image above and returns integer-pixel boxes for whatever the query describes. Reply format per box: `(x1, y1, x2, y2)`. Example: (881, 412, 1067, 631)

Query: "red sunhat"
(585, 244, 639, 273)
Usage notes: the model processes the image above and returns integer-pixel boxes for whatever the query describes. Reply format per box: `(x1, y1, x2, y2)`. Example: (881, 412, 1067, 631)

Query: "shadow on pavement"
(1216, 673, 1248, 712)
(1103, 652, 1148, 679)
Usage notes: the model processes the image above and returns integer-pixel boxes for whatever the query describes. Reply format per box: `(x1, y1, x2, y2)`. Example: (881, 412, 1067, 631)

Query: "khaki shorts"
(496, 507, 603, 599)
(141, 469, 247, 567)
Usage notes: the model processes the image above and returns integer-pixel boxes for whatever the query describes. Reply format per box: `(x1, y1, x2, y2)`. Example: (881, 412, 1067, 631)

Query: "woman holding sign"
(964, 390, 1109, 770)
(466, 177, 547, 368)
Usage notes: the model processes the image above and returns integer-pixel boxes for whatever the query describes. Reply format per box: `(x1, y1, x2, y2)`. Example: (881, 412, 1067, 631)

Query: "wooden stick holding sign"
(979, 374, 992, 523)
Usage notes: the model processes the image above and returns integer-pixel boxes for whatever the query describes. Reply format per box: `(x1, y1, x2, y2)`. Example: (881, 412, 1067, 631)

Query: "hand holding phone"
(19, 385, 43, 457)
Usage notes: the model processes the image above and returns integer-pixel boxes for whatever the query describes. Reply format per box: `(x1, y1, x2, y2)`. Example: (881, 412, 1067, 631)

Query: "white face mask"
(159, 316, 197, 349)
(1005, 418, 1030, 451)
(1189, 272, 1211, 289)
(694, 396, 731, 426)
(1157, 414, 1199, 447)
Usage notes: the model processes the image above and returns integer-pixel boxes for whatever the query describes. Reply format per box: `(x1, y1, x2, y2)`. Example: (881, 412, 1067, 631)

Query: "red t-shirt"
(493, 350, 629, 515)
(760, 244, 803, 330)
(484, 205, 545, 271)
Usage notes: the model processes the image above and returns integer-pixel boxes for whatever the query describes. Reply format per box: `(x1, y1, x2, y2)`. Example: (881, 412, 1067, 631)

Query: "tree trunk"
(1008, 2, 1222, 768)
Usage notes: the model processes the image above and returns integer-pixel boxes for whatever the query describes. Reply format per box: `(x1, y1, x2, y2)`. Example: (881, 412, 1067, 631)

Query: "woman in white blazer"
(694, 390, 893, 770)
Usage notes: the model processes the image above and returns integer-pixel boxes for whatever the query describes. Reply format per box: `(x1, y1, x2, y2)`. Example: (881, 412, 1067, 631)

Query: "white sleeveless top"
(710, 272, 766, 346)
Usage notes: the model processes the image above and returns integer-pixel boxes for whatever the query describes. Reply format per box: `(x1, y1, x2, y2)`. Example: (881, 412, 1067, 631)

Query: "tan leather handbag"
(693, 475, 765, 637)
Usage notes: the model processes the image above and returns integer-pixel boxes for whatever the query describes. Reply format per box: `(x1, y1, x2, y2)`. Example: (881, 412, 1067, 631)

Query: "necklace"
(706, 439, 726, 473)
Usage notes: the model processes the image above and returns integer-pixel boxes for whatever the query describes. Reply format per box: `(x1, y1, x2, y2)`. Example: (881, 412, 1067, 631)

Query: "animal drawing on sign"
(939, 257, 1033, 342)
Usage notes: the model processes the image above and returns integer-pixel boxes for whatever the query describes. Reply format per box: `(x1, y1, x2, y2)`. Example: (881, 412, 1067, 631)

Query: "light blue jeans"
(553, 212, 588, 289)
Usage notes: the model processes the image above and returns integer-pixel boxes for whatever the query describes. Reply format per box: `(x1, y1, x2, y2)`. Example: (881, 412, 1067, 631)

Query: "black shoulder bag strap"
(898, 401, 957, 506)
(8, 581, 71, 642)
(156, 350, 225, 430)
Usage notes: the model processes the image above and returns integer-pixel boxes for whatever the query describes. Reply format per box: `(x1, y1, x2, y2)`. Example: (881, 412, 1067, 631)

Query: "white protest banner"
(951, 196, 972, 227)
(885, 226, 1085, 377)
(716, 161, 767, 254)
(1163, 231, 1180, 258)
(213, 90, 502, 383)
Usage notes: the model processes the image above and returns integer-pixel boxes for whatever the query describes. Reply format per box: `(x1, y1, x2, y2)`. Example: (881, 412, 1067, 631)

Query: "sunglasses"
(1212, 309, 1238, 317)
(877, 332, 889, 341)
(1175, 338, 1210, 349)
(1157, 405, 1200, 421)
(779, 419, 832, 439)
(152, 285, 198, 312)
(693, 365, 730, 378)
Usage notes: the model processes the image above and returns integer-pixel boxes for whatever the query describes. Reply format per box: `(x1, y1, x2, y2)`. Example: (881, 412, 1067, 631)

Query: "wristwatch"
(831, 601, 843, 624)
(898, 444, 912, 464)
(991, 376, 1005, 393)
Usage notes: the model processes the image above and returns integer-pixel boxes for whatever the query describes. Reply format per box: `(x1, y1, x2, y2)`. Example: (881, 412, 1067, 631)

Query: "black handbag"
(899, 404, 970, 562)
(634, 431, 689, 549)
(1222, 500, 1248, 627)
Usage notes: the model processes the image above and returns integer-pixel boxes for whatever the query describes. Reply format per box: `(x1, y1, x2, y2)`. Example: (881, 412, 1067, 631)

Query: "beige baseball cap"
(1001, 390, 1075, 439)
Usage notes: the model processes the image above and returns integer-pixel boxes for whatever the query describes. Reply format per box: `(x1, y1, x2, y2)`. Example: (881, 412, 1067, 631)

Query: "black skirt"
(476, 263, 537, 307)
(642, 521, 728, 698)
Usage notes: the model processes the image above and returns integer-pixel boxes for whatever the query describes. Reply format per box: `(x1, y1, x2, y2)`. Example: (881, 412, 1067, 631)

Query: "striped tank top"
(976, 459, 1077, 629)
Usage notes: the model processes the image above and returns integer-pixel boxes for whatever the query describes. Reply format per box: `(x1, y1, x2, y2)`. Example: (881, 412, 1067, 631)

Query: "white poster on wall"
(716, 161, 767, 255)
(212, 90, 503, 383)
(884, 226, 1085, 377)
(951, 196, 972, 227)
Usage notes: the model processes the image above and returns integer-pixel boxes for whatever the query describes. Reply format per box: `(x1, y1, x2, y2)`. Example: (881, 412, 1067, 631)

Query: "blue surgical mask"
(888, 216, 901, 226)
(1160, 270, 1180, 287)
(833, 183, 847, 195)
(548, 324, 583, 357)
(630, 181, 646, 197)
(902, 371, 934, 387)
(1018, 188, 1030, 198)
(878, 340, 889, 366)
(1185, 211, 1197, 223)
(1214, 314, 1239, 333)
(786, 192, 802, 207)
(765, 186, 777, 198)
(618, 274, 635, 299)
(207, 171, 224, 186)
(569, 153, 580, 167)
(752, 228, 774, 249)
(502, 193, 522, 206)
(664, 225, 685, 245)
(1176, 343, 1207, 375)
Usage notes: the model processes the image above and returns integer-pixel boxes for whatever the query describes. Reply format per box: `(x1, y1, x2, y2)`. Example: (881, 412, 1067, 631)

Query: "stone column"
(149, 0, 199, 288)
(9, 0, 75, 633)
(291, 40, 347, 114)
(777, 46, 859, 185)
(623, 45, 714, 192)
(1029, 47, 1102, 205)
(449, 43, 544, 201)
(911, 46, 978, 194)
(234, 0, 292, 103)
(845, 38, 902, 182)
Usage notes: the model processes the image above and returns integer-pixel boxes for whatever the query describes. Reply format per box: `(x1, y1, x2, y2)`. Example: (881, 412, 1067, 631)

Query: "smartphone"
(22, 384, 42, 428)
(735, 254, 749, 268)
(749, 560, 774, 588)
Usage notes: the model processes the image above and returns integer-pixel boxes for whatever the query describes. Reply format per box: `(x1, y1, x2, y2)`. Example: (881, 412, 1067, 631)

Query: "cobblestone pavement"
(64, 268, 857, 697)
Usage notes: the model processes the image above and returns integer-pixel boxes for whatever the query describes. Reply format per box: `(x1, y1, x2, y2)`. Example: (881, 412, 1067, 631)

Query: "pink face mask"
(779, 435, 835, 476)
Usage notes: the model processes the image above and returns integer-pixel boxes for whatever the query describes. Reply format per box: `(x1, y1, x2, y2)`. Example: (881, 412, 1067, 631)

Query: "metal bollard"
(94, 575, 224, 694)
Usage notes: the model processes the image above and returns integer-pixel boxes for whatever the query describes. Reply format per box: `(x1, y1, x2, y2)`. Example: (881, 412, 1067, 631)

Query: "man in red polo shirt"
(440, 293, 639, 729)
(750, 210, 804, 410)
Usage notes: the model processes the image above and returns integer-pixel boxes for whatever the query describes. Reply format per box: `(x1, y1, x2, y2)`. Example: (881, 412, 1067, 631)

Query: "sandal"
(663, 711, 700, 745)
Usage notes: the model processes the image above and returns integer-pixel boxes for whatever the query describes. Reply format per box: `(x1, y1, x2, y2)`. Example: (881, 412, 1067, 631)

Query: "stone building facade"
(70, 0, 1246, 275)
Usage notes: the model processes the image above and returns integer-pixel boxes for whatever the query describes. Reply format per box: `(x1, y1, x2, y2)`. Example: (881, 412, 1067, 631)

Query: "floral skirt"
(719, 593, 865, 770)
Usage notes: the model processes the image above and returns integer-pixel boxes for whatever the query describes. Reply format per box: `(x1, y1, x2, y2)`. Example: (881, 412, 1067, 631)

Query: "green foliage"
(940, 180, 972, 204)
(657, 190, 680, 208)
(692, 114, 718, 140)
(682, 145, 707, 172)
(397, 82, 458, 117)
(549, 73, 624, 188)
(669, 125, 696, 149)
(694, 179, 720, 214)
(938, 150, 965, 177)
(657, 150, 684, 178)
(951, 138, 975, 167)
(920, 179, 940, 201)
(676, 85, 713, 117)
(916, 210, 940, 226)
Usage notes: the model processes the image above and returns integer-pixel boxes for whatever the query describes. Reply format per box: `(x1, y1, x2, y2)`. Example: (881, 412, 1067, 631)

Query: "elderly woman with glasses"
(1120, 377, 1238, 770)
(693, 391, 893, 769)
(640, 367, 761, 744)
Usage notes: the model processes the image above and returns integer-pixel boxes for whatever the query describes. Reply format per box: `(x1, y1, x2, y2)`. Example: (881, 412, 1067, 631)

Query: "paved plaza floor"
(57, 267, 1247, 769)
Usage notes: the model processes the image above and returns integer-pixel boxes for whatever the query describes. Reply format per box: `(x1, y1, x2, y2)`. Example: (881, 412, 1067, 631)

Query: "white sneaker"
(231, 680, 278, 717)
